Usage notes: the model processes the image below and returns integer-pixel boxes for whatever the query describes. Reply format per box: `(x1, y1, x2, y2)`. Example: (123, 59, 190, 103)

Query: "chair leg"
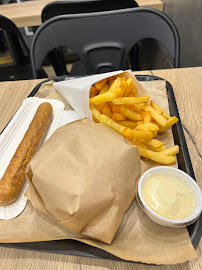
(47, 48, 69, 76)
(129, 44, 139, 71)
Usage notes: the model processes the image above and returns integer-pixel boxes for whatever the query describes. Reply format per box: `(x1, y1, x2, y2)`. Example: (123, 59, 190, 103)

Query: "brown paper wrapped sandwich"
(26, 119, 140, 244)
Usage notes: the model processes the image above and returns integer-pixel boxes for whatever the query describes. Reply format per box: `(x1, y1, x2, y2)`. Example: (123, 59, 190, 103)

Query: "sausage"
(0, 102, 53, 206)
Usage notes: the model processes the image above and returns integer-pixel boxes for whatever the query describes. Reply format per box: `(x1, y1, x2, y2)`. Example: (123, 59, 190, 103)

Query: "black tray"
(0, 75, 201, 261)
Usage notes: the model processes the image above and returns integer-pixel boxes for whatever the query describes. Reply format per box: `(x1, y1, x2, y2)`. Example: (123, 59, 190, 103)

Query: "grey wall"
(162, 0, 202, 67)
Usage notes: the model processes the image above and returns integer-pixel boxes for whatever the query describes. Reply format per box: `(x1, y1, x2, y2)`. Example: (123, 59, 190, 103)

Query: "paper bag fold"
(26, 119, 140, 244)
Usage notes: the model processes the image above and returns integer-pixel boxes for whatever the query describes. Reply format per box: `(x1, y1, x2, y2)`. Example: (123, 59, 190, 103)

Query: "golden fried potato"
(98, 114, 125, 135)
(139, 103, 167, 127)
(123, 128, 155, 139)
(90, 91, 116, 105)
(102, 105, 113, 118)
(116, 120, 137, 129)
(120, 106, 142, 121)
(144, 111, 151, 124)
(137, 146, 177, 165)
(112, 96, 149, 105)
(159, 145, 179, 156)
(99, 83, 109, 95)
(135, 123, 159, 131)
(139, 138, 164, 148)
(89, 75, 179, 165)
(150, 100, 171, 119)
(112, 113, 127, 121)
(94, 78, 108, 91)
(158, 117, 179, 133)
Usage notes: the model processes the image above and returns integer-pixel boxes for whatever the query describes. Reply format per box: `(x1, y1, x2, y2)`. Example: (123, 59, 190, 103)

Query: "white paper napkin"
(57, 111, 81, 128)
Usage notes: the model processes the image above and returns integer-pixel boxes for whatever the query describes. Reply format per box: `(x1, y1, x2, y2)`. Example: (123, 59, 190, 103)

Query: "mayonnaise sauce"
(142, 174, 195, 220)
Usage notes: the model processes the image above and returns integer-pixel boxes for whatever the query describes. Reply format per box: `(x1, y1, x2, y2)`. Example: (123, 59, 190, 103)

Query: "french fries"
(138, 103, 167, 126)
(146, 145, 166, 152)
(94, 78, 108, 91)
(102, 105, 113, 118)
(116, 120, 137, 129)
(135, 123, 159, 131)
(99, 83, 109, 95)
(124, 77, 134, 96)
(128, 104, 141, 113)
(150, 100, 171, 119)
(99, 113, 125, 136)
(89, 75, 179, 165)
(136, 146, 177, 165)
(144, 111, 151, 124)
(139, 139, 164, 148)
(120, 106, 142, 121)
(90, 91, 117, 105)
(90, 86, 98, 94)
(159, 145, 179, 156)
(158, 116, 179, 133)
(112, 96, 149, 105)
(123, 128, 155, 139)
(112, 113, 127, 121)
(89, 105, 101, 119)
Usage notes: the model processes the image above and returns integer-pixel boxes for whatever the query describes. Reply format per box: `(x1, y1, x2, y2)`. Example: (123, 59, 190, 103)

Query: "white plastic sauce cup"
(137, 167, 202, 227)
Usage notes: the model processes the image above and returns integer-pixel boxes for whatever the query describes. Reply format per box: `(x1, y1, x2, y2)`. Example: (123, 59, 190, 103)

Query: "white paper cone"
(54, 70, 139, 121)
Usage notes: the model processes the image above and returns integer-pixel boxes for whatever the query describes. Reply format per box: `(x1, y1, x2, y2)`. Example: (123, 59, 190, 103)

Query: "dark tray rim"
(0, 74, 201, 262)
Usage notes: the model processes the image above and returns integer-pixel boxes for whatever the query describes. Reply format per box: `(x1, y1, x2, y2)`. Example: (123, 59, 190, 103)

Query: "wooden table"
(0, 67, 201, 269)
(0, 0, 164, 28)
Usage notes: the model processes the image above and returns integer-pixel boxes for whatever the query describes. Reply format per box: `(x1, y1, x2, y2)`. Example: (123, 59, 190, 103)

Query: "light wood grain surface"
(0, 0, 163, 28)
(151, 68, 202, 190)
(0, 68, 201, 269)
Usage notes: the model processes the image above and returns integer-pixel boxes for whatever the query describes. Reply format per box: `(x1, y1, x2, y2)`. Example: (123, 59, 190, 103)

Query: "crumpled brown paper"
(0, 78, 197, 264)
(26, 119, 140, 244)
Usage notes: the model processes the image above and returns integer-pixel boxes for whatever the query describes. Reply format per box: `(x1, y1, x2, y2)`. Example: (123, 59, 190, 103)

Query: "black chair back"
(0, 15, 29, 64)
(41, 0, 139, 76)
(42, 0, 138, 22)
(31, 8, 180, 78)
